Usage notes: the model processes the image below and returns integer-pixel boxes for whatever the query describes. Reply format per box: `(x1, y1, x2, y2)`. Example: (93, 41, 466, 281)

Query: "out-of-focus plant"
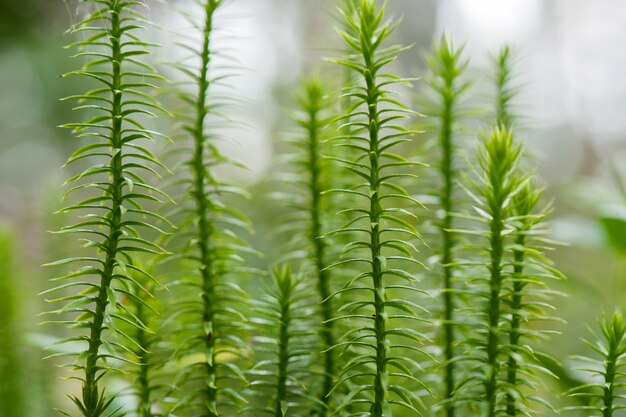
(272, 76, 336, 415)
(419, 35, 471, 417)
(247, 265, 317, 417)
(163, 0, 253, 416)
(0, 227, 26, 416)
(566, 311, 626, 417)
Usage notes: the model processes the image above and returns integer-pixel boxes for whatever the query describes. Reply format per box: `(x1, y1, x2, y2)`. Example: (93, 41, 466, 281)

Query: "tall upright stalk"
(191, 3, 220, 414)
(422, 37, 470, 417)
(505, 183, 539, 417)
(45, 1, 168, 415)
(327, 1, 426, 415)
(483, 134, 515, 417)
(168, 0, 251, 415)
(294, 78, 335, 414)
(455, 128, 521, 417)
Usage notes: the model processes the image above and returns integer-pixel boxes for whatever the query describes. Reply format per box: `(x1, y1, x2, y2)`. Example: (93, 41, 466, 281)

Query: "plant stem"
(439, 58, 456, 417)
(495, 46, 513, 130)
(481, 130, 518, 417)
(602, 322, 619, 417)
(135, 294, 153, 417)
(306, 96, 334, 415)
(485, 187, 505, 417)
(506, 234, 525, 417)
(275, 278, 292, 417)
(83, 2, 124, 412)
(190, 1, 219, 415)
(361, 40, 388, 417)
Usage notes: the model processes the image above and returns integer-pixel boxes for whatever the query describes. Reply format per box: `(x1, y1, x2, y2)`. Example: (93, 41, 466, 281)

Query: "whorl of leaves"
(566, 311, 626, 417)
(42, 1, 169, 416)
(163, 0, 252, 416)
(326, 1, 429, 416)
(247, 265, 318, 417)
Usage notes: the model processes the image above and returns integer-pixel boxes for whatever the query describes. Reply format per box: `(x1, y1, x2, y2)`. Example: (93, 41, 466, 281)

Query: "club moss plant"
(566, 311, 626, 417)
(274, 76, 336, 415)
(164, 0, 252, 415)
(420, 36, 471, 417)
(325, 1, 428, 415)
(248, 265, 316, 417)
(453, 128, 522, 416)
(44, 1, 169, 415)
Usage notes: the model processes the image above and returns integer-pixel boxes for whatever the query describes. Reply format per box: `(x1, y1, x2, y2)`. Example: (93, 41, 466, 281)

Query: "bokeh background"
(1, 0, 625, 415)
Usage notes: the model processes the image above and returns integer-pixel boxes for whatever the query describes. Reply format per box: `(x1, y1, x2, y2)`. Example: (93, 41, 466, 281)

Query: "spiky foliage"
(123, 263, 164, 417)
(420, 35, 471, 417)
(494, 46, 516, 130)
(43, 1, 169, 415)
(453, 128, 561, 417)
(453, 128, 521, 417)
(504, 180, 562, 416)
(566, 311, 626, 417)
(0, 228, 26, 416)
(247, 265, 317, 417)
(326, 1, 428, 416)
(275, 76, 335, 415)
(165, 1, 251, 415)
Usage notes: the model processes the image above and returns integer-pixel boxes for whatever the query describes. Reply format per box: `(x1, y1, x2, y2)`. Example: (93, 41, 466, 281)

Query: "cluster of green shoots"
(40, 1, 620, 417)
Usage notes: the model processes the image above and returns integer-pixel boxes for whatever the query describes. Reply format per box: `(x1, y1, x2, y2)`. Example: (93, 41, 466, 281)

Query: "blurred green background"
(1, 0, 625, 415)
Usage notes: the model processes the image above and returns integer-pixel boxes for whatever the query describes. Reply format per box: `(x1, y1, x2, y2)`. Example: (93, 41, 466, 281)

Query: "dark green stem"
(439, 63, 456, 417)
(361, 36, 388, 417)
(307, 101, 334, 414)
(603, 330, 618, 417)
(485, 184, 505, 417)
(135, 297, 153, 417)
(506, 234, 525, 417)
(190, 1, 219, 416)
(495, 46, 512, 130)
(275, 282, 291, 417)
(82, 2, 124, 413)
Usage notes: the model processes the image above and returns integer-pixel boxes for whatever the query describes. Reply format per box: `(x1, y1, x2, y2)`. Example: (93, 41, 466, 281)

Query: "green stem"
(361, 43, 388, 417)
(190, 1, 219, 415)
(82, 2, 125, 413)
(603, 330, 618, 417)
(307, 102, 334, 414)
(495, 46, 512, 130)
(135, 297, 152, 417)
(275, 282, 291, 417)
(485, 182, 505, 417)
(506, 234, 525, 417)
(439, 65, 456, 417)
